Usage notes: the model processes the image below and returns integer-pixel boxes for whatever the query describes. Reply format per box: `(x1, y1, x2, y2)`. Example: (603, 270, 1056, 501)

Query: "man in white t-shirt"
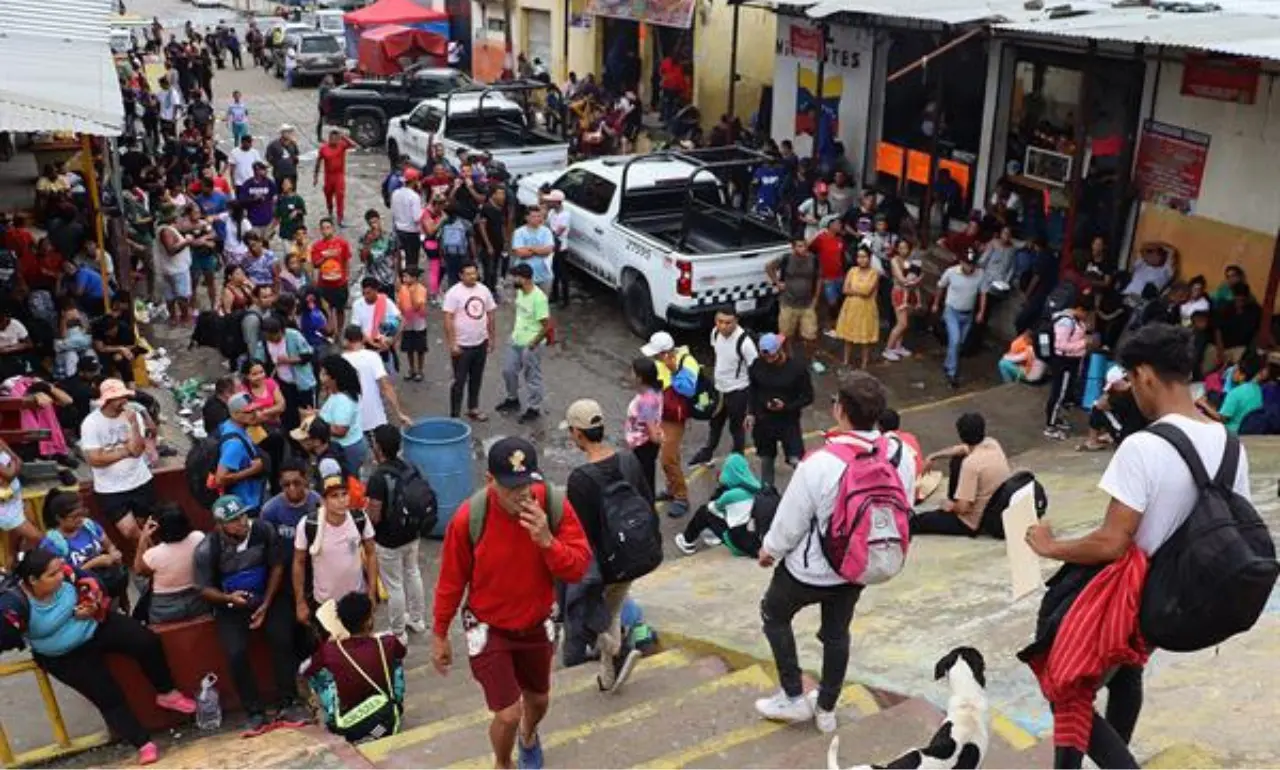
(544, 190, 572, 306)
(80, 378, 155, 541)
(443, 260, 497, 420)
(0, 305, 32, 379)
(689, 308, 758, 467)
(1027, 322, 1251, 769)
(229, 134, 263, 188)
(349, 277, 402, 370)
(340, 324, 411, 435)
(1122, 244, 1177, 299)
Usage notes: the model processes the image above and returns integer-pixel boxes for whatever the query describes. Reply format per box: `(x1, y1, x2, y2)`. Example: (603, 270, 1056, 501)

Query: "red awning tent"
(343, 0, 448, 27)
(357, 24, 447, 75)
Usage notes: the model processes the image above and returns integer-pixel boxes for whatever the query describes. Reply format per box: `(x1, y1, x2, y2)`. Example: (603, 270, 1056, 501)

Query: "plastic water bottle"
(195, 673, 222, 731)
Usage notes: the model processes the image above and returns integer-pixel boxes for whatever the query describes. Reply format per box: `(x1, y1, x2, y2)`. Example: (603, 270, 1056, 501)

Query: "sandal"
(467, 410, 489, 422)
(1075, 441, 1110, 452)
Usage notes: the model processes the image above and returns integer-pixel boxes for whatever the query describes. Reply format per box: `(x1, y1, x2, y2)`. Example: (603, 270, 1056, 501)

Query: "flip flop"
(1076, 441, 1110, 452)
(467, 411, 489, 422)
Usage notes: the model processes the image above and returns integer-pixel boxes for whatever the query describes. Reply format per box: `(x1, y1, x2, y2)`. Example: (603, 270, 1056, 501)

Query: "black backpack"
(711, 329, 756, 381)
(978, 470, 1048, 539)
(1043, 281, 1078, 318)
(302, 508, 371, 549)
(218, 309, 254, 362)
(676, 353, 723, 422)
(0, 570, 30, 654)
(1140, 423, 1278, 652)
(586, 453, 663, 584)
(186, 431, 266, 509)
(374, 462, 438, 546)
(726, 485, 781, 558)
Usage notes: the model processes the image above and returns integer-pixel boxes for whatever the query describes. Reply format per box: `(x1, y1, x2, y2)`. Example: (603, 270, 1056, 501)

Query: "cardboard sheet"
(1003, 483, 1043, 602)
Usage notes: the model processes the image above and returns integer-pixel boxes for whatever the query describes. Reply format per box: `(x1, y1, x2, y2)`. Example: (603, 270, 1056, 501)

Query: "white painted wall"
(1150, 61, 1280, 235)
(771, 16, 874, 172)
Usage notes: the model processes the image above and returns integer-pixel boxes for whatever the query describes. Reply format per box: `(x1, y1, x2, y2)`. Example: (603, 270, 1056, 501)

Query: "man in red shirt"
(808, 215, 847, 330)
(432, 437, 591, 770)
(314, 129, 356, 227)
(310, 217, 353, 330)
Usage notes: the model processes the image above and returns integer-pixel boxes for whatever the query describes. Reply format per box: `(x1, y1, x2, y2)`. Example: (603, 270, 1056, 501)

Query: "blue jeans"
(943, 307, 974, 378)
(340, 435, 369, 475)
(998, 358, 1023, 383)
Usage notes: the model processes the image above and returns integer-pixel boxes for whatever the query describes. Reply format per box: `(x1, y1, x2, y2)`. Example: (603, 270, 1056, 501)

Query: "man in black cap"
(432, 437, 591, 770)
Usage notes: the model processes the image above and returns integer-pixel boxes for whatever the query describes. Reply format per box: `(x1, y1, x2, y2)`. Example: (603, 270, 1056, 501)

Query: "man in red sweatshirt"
(432, 437, 591, 770)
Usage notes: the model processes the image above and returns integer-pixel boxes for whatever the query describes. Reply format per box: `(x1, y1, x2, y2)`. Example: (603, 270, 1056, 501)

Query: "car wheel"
(387, 139, 400, 169)
(351, 115, 384, 148)
(622, 273, 658, 340)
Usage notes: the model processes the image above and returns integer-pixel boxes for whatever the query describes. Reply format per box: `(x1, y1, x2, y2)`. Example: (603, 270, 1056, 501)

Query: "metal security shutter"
(524, 9, 552, 68)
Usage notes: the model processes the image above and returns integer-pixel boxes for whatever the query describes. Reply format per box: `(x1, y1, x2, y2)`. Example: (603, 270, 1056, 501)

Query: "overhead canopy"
(0, 0, 124, 136)
(343, 0, 449, 27)
(357, 24, 447, 75)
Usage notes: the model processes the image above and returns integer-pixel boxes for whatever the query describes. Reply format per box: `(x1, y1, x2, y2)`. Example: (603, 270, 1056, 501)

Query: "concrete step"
(755, 697, 946, 769)
(445, 664, 777, 769)
(675, 683, 882, 769)
(362, 650, 726, 768)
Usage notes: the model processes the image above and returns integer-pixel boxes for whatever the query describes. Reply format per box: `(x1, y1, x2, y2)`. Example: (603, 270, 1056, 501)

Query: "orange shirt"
(310, 236, 352, 288)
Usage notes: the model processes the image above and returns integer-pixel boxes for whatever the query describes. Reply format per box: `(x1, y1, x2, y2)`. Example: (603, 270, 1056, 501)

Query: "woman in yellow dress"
(835, 245, 880, 369)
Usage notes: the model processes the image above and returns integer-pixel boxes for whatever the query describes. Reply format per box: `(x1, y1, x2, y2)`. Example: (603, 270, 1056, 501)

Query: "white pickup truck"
(385, 90, 570, 181)
(517, 149, 793, 338)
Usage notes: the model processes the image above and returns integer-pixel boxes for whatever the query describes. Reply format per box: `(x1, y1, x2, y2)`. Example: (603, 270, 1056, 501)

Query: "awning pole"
(727, 0, 741, 117)
(1062, 41, 1096, 270)
(920, 57, 944, 244)
(886, 27, 983, 84)
(811, 22, 828, 161)
(1262, 226, 1279, 348)
(80, 134, 110, 315)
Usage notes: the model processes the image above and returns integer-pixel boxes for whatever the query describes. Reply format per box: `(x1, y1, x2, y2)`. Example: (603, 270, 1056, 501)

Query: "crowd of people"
(0, 15, 1273, 770)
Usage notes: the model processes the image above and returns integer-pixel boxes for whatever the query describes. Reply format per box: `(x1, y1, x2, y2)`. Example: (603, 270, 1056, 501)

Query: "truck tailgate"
(677, 243, 788, 314)
(491, 145, 570, 178)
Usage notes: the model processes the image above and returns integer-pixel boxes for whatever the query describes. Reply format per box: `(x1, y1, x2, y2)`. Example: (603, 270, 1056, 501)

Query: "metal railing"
(0, 658, 108, 768)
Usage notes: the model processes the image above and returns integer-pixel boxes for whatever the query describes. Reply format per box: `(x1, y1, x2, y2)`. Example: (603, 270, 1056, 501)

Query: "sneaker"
(666, 500, 689, 519)
(882, 349, 901, 362)
(1053, 420, 1072, 432)
(807, 691, 837, 733)
(823, 329, 839, 339)
(155, 690, 197, 714)
(138, 742, 159, 766)
(241, 711, 271, 738)
(517, 732, 544, 770)
(495, 398, 521, 413)
(947, 376, 960, 390)
(674, 532, 697, 555)
(405, 618, 427, 634)
(273, 700, 311, 728)
(755, 689, 814, 723)
(1043, 427, 1068, 440)
(688, 447, 715, 468)
(609, 645, 642, 694)
(702, 531, 723, 547)
(896, 346, 913, 357)
(517, 408, 541, 424)
(656, 490, 675, 503)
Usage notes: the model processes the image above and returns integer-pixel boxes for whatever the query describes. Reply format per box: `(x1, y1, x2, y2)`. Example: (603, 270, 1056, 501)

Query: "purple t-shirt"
(237, 177, 277, 227)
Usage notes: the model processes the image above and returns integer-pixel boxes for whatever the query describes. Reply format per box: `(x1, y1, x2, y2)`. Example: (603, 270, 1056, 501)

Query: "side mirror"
(399, 118, 408, 129)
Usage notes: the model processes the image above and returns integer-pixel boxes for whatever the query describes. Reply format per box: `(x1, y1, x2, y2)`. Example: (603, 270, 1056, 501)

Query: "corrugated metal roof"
(996, 8, 1280, 60)
(804, 0, 1029, 24)
(0, 0, 123, 136)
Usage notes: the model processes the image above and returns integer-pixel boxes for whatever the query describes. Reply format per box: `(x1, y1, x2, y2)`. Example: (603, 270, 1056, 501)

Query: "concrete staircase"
(357, 645, 1054, 769)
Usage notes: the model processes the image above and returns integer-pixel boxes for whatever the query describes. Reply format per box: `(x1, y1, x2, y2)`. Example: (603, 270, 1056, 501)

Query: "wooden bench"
(103, 615, 282, 732)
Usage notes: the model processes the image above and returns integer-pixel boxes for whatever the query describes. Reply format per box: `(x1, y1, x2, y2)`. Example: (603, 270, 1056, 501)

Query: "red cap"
(403, 168, 421, 182)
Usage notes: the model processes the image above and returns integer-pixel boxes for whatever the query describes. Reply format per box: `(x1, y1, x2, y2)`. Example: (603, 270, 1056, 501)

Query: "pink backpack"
(816, 437, 912, 585)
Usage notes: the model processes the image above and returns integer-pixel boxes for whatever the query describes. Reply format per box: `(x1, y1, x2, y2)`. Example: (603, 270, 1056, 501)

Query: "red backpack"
(814, 437, 912, 585)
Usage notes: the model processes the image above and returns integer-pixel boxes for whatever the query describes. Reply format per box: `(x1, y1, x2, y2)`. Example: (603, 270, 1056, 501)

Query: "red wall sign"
(1135, 119, 1210, 215)
(1181, 54, 1261, 105)
(789, 25, 824, 60)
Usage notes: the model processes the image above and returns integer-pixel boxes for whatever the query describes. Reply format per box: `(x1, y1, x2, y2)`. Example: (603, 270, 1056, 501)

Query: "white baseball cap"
(1105, 365, 1127, 390)
(640, 331, 675, 357)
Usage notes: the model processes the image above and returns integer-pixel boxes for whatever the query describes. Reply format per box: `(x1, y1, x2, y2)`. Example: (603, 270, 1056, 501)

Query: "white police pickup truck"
(385, 88, 570, 181)
(516, 148, 793, 338)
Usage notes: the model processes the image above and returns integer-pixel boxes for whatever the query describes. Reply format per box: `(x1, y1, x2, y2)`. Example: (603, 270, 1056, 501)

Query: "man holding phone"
(748, 333, 814, 486)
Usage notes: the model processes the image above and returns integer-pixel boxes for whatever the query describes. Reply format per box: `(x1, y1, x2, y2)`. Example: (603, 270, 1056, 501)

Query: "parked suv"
(274, 31, 346, 83)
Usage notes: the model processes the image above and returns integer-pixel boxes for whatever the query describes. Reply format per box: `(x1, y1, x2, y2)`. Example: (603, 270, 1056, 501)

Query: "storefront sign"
(775, 24, 861, 70)
(771, 17, 873, 164)
(1135, 119, 1210, 215)
(1181, 54, 1260, 105)
(788, 25, 823, 60)
(584, 0, 695, 29)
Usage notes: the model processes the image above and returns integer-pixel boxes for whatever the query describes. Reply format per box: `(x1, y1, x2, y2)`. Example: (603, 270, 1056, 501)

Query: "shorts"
(777, 305, 819, 341)
(319, 285, 349, 314)
(753, 417, 805, 460)
(0, 495, 26, 532)
(822, 279, 843, 306)
(96, 479, 156, 524)
(401, 329, 428, 353)
(191, 250, 218, 274)
(160, 271, 192, 301)
(467, 620, 555, 712)
(891, 287, 920, 312)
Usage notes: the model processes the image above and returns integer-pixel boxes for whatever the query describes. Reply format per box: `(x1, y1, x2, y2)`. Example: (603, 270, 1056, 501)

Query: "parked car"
(385, 89, 570, 181)
(319, 66, 475, 147)
(516, 148, 792, 337)
(273, 30, 345, 83)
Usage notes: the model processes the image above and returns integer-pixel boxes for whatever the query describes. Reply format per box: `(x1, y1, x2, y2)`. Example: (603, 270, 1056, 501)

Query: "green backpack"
(331, 638, 402, 743)
(466, 484, 565, 547)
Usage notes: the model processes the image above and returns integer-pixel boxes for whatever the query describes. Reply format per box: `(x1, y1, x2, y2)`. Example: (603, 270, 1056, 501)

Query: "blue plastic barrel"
(402, 418, 474, 538)
(1081, 352, 1111, 410)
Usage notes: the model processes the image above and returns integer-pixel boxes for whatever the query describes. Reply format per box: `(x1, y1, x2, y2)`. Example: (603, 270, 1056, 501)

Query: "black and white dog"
(828, 646, 990, 770)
